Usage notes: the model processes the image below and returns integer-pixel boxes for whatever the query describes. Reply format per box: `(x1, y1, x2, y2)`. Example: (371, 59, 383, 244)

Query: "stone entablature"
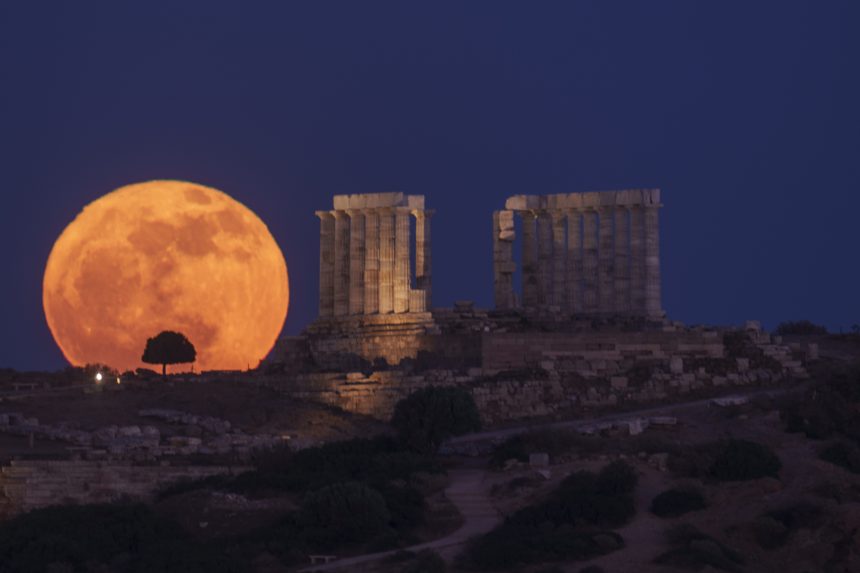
(494, 189, 662, 317)
(316, 193, 432, 318)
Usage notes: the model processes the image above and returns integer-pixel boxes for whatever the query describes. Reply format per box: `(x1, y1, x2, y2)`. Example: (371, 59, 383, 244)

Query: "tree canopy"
(391, 386, 481, 453)
(141, 330, 196, 377)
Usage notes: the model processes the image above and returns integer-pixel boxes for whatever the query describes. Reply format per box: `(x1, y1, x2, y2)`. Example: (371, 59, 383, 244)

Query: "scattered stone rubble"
(0, 409, 285, 461)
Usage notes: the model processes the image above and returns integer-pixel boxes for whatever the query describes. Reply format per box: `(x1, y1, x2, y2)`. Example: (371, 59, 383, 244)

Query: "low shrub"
(461, 461, 635, 570)
(0, 503, 247, 573)
(650, 486, 707, 517)
(298, 481, 391, 550)
(708, 439, 781, 482)
(669, 439, 781, 482)
(820, 441, 860, 474)
(655, 524, 744, 572)
(391, 386, 482, 453)
(753, 502, 825, 549)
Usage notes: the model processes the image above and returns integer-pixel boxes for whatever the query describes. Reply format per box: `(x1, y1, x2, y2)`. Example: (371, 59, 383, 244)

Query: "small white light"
(95, 372, 103, 382)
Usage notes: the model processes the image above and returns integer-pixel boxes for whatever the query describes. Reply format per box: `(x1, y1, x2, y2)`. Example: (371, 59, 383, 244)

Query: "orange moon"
(43, 180, 289, 372)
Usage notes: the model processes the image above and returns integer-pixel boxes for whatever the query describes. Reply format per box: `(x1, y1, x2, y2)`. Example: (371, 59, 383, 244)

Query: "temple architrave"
(493, 189, 663, 318)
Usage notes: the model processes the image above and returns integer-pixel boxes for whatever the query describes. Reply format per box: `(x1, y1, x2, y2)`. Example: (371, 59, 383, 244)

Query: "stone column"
(332, 211, 350, 317)
(493, 210, 516, 309)
(629, 206, 646, 315)
(582, 209, 599, 313)
(551, 210, 566, 307)
(347, 210, 365, 315)
(537, 210, 553, 307)
(315, 211, 335, 317)
(378, 208, 395, 314)
(521, 211, 539, 309)
(363, 210, 379, 314)
(613, 207, 630, 314)
(414, 209, 433, 308)
(644, 205, 662, 317)
(394, 208, 411, 313)
(598, 206, 615, 314)
(565, 210, 582, 314)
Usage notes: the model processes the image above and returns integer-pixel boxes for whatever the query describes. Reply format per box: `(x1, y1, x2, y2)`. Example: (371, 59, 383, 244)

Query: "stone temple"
(266, 189, 810, 424)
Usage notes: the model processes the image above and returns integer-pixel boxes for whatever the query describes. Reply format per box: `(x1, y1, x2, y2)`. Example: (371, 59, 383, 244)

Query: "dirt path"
(298, 469, 499, 571)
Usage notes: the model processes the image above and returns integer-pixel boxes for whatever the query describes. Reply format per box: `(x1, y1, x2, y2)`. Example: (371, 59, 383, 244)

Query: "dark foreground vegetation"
(0, 386, 482, 572)
(780, 364, 860, 474)
(460, 460, 637, 570)
(0, 503, 246, 573)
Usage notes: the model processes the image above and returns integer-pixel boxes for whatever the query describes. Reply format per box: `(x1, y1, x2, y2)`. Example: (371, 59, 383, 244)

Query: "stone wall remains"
(0, 460, 249, 517)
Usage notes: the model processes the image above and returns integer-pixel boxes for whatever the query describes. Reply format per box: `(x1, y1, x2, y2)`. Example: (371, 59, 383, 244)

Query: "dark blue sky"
(1, 2, 858, 371)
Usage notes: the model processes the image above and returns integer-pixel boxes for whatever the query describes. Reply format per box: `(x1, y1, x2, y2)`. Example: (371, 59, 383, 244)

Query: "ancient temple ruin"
(315, 192, 433, 317)
(265, 188, 811, 424)
(493, 189, 662, 317)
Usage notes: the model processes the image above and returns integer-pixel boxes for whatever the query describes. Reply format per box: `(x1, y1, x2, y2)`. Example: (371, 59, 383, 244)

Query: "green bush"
(820, 441, 860, 474)
(708, 439, 781, 482)
(655, 524, 744, 572)
(650, 487, 707, 517)
(462, 462, 635, 570)
(753, 502, 825, 549)
(596, 460, 638, 495)
(0, 503, 247, 573)
(298, 481, 391, 550)
(229, 436, 441, 494)
(391, 386, 482, 453)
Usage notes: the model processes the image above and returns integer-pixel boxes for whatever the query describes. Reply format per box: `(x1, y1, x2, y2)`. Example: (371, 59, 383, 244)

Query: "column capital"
(411, 208, 436, 218)
(315, 210, 335, 219)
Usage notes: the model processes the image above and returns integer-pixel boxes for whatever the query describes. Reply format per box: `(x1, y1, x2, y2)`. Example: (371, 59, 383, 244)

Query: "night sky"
(2, 2, 858, 371)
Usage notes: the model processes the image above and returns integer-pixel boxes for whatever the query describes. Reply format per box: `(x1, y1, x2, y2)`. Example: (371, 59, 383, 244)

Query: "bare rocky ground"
(0, 379, 388, 463)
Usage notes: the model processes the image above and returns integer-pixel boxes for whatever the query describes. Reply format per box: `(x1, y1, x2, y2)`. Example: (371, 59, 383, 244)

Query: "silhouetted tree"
(141, 331, 196, 378)
(391, 386, 481, 453)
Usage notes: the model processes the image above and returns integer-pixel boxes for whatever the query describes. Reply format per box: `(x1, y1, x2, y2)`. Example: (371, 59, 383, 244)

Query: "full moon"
(43, 180, 289, 372)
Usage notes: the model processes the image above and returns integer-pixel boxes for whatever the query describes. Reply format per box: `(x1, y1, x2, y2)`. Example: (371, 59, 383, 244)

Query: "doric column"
(315, 211, 335, 317)
(598, 206, 615, 314)
(414, 209, 433, 308)
(363, 210, 379, 314)
(551, 210, 566, 307)
(629, 206, 646, 315)
(521, 211, 539, 309)
(378, 208, 395, 314)
(332, 211, 350, 316)
(613, 207, 630, 314)
(394, 208, 411, 313)
(347, 210, 365, 315)
(644, 204, 662, 317)
(565, 210, 582, 314)
(493, 210, 515, 309)
(582, 209, 599, 313)
(537, 210, 553, 307)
